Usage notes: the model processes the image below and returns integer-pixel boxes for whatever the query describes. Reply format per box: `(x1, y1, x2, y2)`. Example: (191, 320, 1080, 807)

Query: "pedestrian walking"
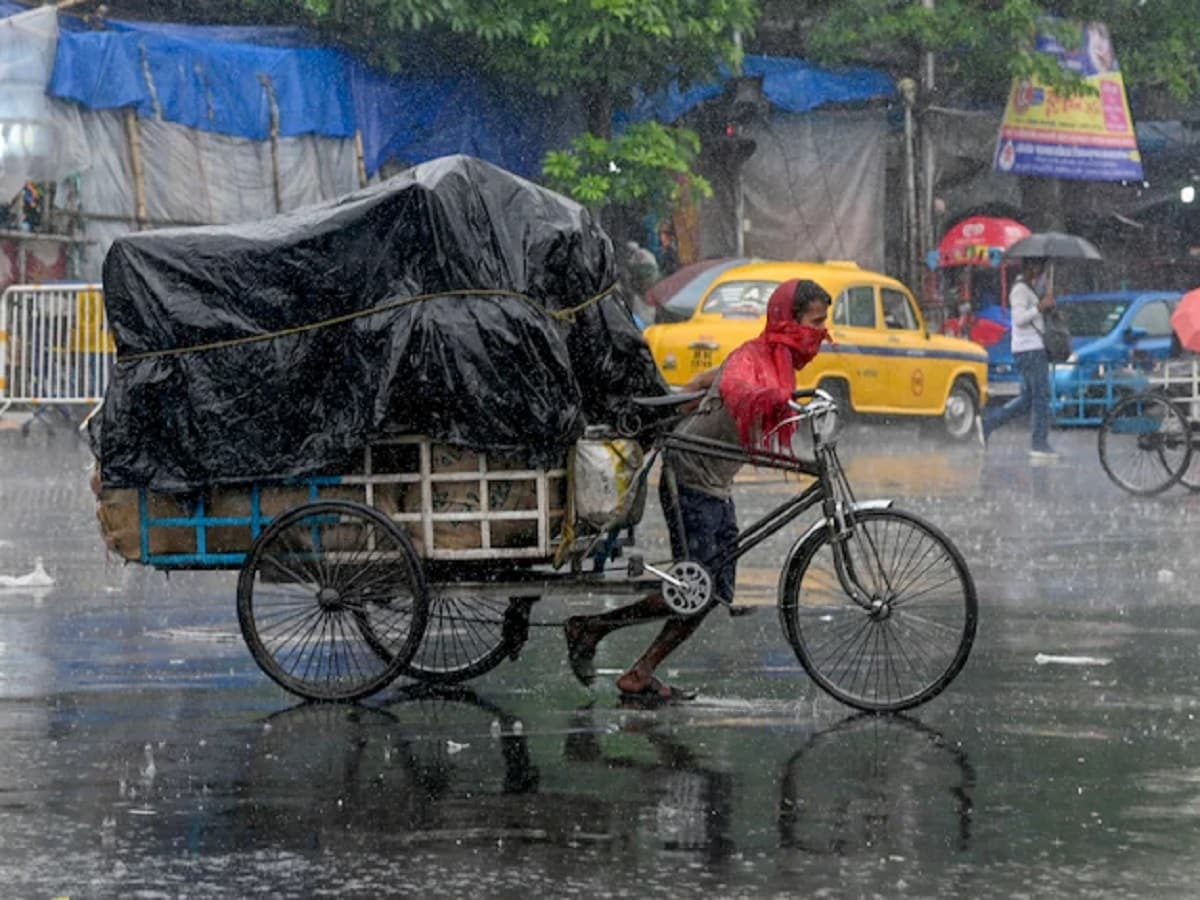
(981, 256, 1058, 457)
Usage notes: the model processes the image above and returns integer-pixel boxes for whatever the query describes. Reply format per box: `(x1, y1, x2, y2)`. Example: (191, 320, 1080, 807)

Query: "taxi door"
(880, 287, 933, 410)
(811, 284, 888, 407)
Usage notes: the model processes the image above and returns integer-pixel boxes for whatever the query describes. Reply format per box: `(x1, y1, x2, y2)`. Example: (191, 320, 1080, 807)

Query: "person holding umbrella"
(981, 255, 1059, 458)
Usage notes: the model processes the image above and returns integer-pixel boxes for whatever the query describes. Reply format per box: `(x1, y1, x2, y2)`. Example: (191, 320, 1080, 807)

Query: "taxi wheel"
(940, 379, 979, 442)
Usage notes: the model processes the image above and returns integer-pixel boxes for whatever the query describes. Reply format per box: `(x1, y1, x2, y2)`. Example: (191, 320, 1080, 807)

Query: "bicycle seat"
(631, 391, 706, 408)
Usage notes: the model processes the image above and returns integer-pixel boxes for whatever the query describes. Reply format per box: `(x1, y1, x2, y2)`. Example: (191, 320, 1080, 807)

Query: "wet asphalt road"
(4, 417, 1200, 898)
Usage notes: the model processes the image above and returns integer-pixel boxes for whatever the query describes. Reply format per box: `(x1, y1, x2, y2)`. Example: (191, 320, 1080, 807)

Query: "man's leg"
(616, 488, 735, 697)
(564, 593, 671, 684)
(565, 594, 669, 647)
(1026, 350, 1052, 449)
(566, 479, 730, 698)
(563, 475, 690, 683)
(983, 363, 1032, 437)
(615, 609, 711, 696)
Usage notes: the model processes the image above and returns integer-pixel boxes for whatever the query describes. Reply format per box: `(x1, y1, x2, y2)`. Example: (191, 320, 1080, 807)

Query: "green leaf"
(541, 121, 707, 220)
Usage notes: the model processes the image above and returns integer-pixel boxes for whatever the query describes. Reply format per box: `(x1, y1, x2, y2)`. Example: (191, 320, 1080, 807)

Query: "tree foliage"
(773, 0, 1200, 104)
(293, 0, 756, 116)
(275, 0, 754, 220)
(543, 121, 712, 212)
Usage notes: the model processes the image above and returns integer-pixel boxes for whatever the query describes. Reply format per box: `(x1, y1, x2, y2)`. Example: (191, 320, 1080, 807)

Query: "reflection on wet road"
(3, 423, 1200, 896)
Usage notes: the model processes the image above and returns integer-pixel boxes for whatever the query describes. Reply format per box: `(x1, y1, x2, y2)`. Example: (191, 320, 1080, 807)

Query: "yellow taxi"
(641, 260, 989, 440)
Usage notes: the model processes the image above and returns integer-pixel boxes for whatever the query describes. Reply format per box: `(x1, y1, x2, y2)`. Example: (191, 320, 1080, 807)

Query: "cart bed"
(95, 437, 568, 569)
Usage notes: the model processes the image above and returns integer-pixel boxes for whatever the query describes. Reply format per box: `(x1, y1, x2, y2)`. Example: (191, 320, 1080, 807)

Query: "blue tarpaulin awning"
(619, 54, 896, 126)
(43, 13, 895, 179)
(49, 26, 354, 141)
(47, 18, 553, 177)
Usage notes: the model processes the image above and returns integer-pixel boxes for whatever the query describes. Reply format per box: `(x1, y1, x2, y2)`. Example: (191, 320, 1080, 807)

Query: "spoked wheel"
(1179, 456, 1200, 492)
(236, 500, 429, 702)
(401, 587, 516, 684)
(1178, 417, 1200, 493)
(1098, 392, 1192, 496)
(779, 509, 977, 712)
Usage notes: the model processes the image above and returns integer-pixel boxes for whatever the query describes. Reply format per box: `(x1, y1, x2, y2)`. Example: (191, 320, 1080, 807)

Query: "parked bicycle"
(1097, 389, 1200, 495)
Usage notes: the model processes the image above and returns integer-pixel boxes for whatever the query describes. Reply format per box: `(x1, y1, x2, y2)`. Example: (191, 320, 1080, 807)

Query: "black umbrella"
(1004, 231, 1102, 295)
(1003, 231, 1102, 261)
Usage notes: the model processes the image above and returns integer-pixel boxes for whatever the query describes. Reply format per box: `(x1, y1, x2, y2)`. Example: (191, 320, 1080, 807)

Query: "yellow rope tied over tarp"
(120, 283, 618, 362)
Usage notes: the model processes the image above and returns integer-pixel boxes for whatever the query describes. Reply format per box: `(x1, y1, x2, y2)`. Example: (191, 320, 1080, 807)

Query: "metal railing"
(0, 283, 113, 421)
(1050, 363, 1150, 426)
(1044, 359, 1200, 426)
(1150, 358, 1200, 419)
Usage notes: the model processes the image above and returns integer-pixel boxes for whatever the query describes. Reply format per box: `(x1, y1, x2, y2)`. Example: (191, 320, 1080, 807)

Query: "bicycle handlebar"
(788, 387, 834, 413)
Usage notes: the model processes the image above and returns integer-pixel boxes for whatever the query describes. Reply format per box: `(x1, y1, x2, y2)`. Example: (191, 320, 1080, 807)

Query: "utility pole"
(733, 28, 745, 256)
(919, 0, 937, 292)
(912, 0, 940, 319)
(899, 78, 920, 292)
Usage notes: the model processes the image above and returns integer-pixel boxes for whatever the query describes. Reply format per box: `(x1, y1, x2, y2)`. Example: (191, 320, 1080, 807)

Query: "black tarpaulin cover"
(92, 154, 668, 490)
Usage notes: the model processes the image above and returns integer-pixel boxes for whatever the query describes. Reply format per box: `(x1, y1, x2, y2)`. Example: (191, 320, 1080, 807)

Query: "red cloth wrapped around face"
(719, 279, 829, 449)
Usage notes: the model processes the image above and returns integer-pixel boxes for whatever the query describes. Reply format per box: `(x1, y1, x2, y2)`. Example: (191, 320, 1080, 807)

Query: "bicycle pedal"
(627, 555, 645, 578)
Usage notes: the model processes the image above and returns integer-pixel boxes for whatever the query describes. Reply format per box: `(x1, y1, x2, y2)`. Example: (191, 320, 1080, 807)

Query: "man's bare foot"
(564, 617, 600, 686)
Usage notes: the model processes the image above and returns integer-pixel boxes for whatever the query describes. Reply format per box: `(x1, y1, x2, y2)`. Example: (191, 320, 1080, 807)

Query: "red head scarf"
(719, 279, 830, 449)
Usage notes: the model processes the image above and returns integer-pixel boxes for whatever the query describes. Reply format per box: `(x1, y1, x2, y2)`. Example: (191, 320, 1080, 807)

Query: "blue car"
(987, 290, 1182, 423)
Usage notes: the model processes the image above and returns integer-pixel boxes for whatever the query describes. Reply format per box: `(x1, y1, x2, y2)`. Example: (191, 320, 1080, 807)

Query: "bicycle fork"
(825, 501, 895, 618)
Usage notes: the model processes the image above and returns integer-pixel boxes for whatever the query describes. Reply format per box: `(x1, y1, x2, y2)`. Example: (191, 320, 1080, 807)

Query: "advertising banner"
(994, 21, 1142, 182)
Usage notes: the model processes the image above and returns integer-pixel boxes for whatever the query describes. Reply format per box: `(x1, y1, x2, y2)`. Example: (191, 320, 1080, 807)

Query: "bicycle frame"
(652, 419, 890, 614)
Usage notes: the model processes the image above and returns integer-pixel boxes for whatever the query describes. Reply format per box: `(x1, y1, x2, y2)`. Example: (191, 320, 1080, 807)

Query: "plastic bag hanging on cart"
(572, 437, 647, 529)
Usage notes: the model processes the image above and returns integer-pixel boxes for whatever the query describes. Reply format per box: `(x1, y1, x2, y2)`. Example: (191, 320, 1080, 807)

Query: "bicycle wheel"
(401, 587, 515, 683)
(1098, 392, 1191, 496)
(779, 509, 977, 713)
(237, 500, 429, 702)
(1177, 414, 1200, 492)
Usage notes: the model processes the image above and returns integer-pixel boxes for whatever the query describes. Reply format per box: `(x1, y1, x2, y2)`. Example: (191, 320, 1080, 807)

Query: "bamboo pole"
(123, 108, 147, 231)
(259, 76, 283, 213)
(269, 108, 282, 213)
(354, 129, 368, 188)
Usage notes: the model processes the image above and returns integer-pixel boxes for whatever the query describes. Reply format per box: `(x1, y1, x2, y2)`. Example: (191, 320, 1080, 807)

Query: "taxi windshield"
(700, 280, 780, 317)
(1058, 301, 1129, 338)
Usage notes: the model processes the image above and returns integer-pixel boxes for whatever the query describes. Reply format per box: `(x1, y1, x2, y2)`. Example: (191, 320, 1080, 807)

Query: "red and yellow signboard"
(994, 21, 1142, 182)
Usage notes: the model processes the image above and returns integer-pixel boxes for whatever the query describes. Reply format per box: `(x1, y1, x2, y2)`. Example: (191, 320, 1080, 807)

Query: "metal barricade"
(1150, 358, 1200, 420)
(0, 283, 114, 422)
(1050, 362, 1151, 427)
